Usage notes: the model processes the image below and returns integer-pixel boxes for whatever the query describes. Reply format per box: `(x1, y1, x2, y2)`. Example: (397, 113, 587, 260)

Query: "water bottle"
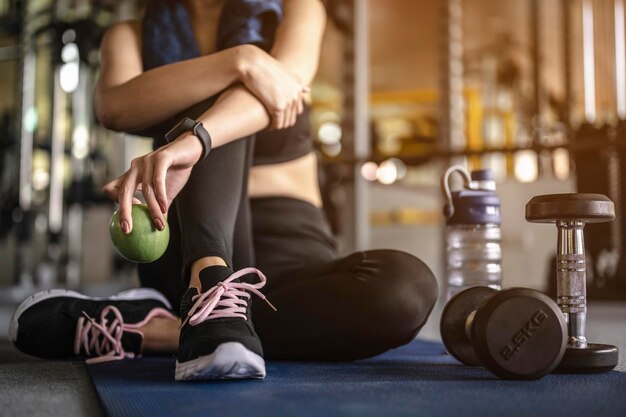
(441, 166, 502, 301)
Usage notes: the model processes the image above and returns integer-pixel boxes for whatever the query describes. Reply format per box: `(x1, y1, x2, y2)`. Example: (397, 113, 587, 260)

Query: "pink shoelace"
(182, 267, 276, 328)
(74, 305, 175, 364)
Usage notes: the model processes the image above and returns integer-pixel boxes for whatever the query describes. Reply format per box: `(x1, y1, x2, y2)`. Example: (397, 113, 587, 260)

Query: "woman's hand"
(103, 134, 203, 234)
(238, 45, 309, 130)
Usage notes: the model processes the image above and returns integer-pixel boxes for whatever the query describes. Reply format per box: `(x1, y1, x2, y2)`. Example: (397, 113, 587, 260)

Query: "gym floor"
(1, 300, 625, 417)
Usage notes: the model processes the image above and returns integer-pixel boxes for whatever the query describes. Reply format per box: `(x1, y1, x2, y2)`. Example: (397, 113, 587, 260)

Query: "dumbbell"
(440, 287, 567, 380)
(526, 193, 619, 373)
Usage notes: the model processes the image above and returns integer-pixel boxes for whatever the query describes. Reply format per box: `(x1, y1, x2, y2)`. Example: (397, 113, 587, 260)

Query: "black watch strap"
(164, 117, 212, 160)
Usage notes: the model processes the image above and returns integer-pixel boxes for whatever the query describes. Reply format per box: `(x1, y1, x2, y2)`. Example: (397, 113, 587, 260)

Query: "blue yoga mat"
(88, 339, 626, 417)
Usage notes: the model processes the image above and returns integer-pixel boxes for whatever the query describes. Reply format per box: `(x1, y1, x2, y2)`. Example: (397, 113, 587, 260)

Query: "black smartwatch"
(165, 117, 212, 160)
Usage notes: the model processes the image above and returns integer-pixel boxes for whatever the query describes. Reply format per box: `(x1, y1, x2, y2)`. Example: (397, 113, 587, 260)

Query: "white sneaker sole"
(7, 288, 172, 343)
(175, 342, 266, 381)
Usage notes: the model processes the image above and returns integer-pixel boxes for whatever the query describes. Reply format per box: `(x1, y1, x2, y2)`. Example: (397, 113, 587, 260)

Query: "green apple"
(109, 204, 170, 263)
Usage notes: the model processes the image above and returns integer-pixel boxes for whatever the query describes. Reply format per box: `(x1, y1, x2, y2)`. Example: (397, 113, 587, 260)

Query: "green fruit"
(109, 204, 170, 263)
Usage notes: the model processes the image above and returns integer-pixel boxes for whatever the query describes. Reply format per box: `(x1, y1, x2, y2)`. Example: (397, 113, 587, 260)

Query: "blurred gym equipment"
(0, 1, 130, 301)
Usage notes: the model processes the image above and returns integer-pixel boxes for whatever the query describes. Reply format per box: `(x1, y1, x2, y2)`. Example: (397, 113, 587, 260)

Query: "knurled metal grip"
(556, 221, 587, 314)
(556, 253, 586, 314)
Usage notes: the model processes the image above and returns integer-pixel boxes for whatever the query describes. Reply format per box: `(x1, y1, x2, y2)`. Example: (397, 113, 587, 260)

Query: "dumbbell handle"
(556, 220, 588, 348)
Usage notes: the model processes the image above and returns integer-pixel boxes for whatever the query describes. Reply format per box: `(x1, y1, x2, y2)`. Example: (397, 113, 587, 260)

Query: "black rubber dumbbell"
(526, 193, 619, 373)
(440, 287, 567, 380)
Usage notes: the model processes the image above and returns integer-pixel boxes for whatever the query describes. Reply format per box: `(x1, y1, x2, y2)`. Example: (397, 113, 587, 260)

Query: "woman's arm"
(95, 21, 256, 132)
(271, 0, 326, 85)
(201, 0, 327, 144)
(106, 0, 327, 233)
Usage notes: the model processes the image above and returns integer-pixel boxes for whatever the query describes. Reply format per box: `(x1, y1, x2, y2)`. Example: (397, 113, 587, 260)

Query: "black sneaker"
(175, 266, 275, 381)
(9, 288, 177, 363)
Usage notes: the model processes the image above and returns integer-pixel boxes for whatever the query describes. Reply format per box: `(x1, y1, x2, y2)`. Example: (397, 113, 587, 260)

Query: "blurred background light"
(72, 125, 90, 159)
(32, 169, 50, 191)
(61, 43, 79, 63)
(317, 121, 342, 145)
(553, 148, 570, 180)
(23, 106, 38, 133)
(60, 62, 79, 93)
(61, 29, 76, 45)
(514, 150, 538, 183)
(321, 142, 342, 157)
(360, 161, 378, 181)
(377, 158, 406, 185)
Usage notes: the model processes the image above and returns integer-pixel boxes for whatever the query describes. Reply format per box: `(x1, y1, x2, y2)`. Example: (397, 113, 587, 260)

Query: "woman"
(9, 0, 438, 382)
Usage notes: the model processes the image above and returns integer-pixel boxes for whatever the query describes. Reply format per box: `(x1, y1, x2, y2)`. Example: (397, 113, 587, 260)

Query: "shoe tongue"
(199, 265, 234, 290)
(180, 266, 236, 318)
(179, 287, 199, 318)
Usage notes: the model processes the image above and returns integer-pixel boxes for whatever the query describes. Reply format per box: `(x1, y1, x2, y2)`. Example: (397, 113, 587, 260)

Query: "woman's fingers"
(152, 153, 170, 214)
(288, 99, 298, 127)
(103, 176, 123, 201)
(293, 98, 301, 123)
(141, 161, 165, 231)
(285, 101, 293, 128)
(103, 176, 141, 204)
(297, 95, 304, 115)
(118, 162, 141, 234)
(287, 103, 295, 128)
(274, 107, 285, 130)
(273, 96, 302, 129)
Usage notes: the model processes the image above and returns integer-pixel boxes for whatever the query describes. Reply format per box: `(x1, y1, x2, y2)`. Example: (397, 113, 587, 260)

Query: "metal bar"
(609, 1, 624, 256)
(17, 10, 34, 212)
(49, 69, 66, 235)
(531, 0, 543, 122)
(353, 0, 370, 251)
(439, 0, 466, 280)
(340, 0, 370, 252)
(562, 0, 573, 126)
(66, 66, 90, 288)
(615, 0, 626, 119)
(15, 0, 35, 288)
(440, 0, 466, 155)
(582, 0, 597, 123)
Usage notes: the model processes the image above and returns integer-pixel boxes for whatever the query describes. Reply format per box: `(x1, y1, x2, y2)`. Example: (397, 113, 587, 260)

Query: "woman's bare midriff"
(248, 152, 322, 207)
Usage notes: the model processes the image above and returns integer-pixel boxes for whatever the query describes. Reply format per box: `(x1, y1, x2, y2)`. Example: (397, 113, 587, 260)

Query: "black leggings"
(138, 140, 438, 361)
(249, 198, 438, 361)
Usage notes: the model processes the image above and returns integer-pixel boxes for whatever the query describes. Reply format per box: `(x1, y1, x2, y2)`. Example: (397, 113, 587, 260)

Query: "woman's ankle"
(140, 316, 181, 354)
(189, 256, 228, 289)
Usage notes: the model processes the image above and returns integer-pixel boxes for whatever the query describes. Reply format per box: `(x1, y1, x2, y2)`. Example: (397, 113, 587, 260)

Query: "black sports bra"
(253, 104, 313, 165)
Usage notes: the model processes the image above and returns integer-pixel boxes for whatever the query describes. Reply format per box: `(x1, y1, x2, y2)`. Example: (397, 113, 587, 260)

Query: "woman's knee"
(363, 249, 439, 335)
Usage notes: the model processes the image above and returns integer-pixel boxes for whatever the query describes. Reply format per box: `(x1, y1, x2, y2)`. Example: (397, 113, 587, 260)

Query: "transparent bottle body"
(445, 223, 502, 300)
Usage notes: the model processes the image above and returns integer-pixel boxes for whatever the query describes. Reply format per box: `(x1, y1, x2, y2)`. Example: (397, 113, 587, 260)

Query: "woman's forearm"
(96, 47, 247, 132)
(198, 85, 271, 148)
(95, 25, 254, 133)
